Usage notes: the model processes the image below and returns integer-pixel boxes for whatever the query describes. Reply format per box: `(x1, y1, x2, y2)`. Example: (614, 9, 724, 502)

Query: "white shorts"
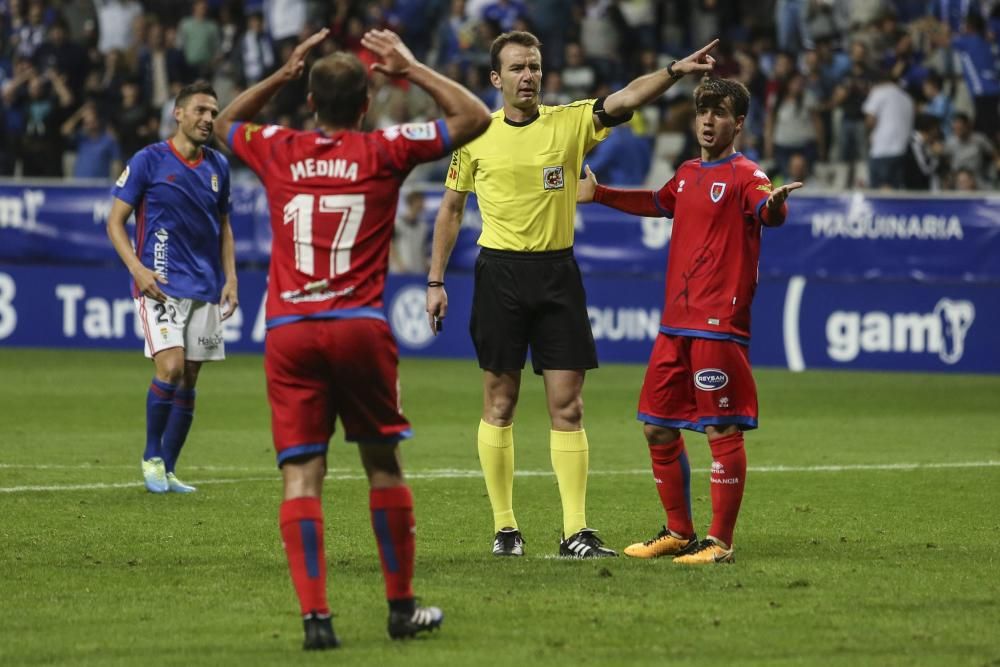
(135, 295, 226, 361)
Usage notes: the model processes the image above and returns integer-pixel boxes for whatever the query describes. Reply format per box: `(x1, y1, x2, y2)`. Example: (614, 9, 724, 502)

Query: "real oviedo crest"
(211, 174, 219, 192)
(710, 182, 726, 203)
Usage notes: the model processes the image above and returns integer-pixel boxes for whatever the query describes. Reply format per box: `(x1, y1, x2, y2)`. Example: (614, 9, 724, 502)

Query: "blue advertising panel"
(1, 265, 996, 373)
(447, 191, 1000, 282)
(760, 277, 1000, 373)
(0, 182, 265, 264)
(2, 183, 999, 282)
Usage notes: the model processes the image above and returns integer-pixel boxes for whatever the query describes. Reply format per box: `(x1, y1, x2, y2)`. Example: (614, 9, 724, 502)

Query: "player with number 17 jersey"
(226, 119, 451, 326)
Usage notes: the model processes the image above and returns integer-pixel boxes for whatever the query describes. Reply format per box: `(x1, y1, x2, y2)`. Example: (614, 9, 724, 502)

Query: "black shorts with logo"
(470, 247, 598, 375)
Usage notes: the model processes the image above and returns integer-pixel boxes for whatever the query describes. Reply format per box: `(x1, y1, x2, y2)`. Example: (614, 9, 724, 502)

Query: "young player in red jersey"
(578, 77, 801, 564)
(213, 29, 490, 648)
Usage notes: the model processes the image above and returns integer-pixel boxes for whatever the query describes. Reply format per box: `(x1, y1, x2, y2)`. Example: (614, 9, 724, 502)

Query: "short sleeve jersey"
(445, 101, 608, 251)
(111, 140, 231, 303)
(652, 152, 773, 344)
(227, 120, 451, 327)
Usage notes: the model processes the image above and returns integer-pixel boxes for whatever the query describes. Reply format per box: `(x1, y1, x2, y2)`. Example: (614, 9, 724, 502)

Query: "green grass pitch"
(1, 349, 998, 666)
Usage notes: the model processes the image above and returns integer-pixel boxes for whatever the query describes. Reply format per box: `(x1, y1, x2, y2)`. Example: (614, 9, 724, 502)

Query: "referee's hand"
(426, 285, 447, 336)
(673, 39, 719, 78)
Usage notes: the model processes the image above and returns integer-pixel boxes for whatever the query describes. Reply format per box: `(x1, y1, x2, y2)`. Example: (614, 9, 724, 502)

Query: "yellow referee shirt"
(445, 100, 609, 251)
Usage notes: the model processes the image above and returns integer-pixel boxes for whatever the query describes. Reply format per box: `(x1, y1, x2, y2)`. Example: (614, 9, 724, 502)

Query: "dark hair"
(914, 113, 939, 133)
(490, 31, 542, 72)
(309, 52, 369, 127)
(175, 80, 217, 108)
(693, 78, 751, 118)
(965, 12, 986, 34)
(953, 111, 971, 124)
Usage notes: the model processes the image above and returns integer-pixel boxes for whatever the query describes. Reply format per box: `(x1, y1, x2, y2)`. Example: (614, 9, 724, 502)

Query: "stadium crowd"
(0, 0, 998, 191)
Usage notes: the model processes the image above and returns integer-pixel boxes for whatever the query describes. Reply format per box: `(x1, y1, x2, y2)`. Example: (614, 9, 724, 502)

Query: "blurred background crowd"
(1, 0, 998, 198)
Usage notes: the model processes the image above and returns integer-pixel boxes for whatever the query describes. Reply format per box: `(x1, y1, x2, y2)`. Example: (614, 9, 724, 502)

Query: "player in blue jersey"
(107, 81, 238, 494)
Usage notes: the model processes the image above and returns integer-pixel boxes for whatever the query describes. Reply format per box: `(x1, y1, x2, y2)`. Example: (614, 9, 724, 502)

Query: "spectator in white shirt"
(862, 72, 914, 189)
(96, 0, 142, 55)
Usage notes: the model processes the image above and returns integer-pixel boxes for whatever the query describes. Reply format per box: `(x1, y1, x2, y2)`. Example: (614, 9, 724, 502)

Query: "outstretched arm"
(761, 182, 803, 227)
(597, 39, 718, 129)
(213, 28, 330, 145)
(361, 29, 490, 148)
(578, 164, 661, 217)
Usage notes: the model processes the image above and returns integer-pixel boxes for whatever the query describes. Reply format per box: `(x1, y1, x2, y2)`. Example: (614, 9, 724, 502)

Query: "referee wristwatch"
(667, 60, 683, 80)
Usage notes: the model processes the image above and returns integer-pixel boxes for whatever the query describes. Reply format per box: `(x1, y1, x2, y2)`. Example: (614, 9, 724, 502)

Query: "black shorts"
(470, 247, 598, 375)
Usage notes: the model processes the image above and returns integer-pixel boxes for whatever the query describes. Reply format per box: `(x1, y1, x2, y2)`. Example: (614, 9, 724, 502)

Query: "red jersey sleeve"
(226, 122, 293, 174)
(653, 172, 680, 218)
(372, 120, 451, 173)
(741, 163, 774, 225)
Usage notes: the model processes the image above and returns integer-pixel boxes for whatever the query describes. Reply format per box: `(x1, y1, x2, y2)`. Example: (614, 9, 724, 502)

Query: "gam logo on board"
(694, 368, 728, 391)
(825, 298, 975, 365)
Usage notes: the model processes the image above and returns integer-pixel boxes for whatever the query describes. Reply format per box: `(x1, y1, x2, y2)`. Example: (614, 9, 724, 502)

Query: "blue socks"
(162, 388, 196, 473)
(145, 378, 177, 460)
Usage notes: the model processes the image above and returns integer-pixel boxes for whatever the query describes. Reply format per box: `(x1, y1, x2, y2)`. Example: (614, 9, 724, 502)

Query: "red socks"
(708, 432, 747, 547)
(369, 485, 415, 601)
(279, 486, 417, 616)
(279, 497, 329, 616)
(648, 437, 694, 538)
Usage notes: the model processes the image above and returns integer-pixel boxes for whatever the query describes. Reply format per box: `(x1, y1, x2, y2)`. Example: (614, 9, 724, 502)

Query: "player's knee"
(549, 396, 583, 430)
(157, 364, 184, 385)
(484, 395, 517, 424)
(281, 456, 326, 498)
(644, 423, 680, 445)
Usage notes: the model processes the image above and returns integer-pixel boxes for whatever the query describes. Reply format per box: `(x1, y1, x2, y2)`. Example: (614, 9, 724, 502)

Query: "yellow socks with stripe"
(477, 420, 516, 531)
(550, 429, 589, 537)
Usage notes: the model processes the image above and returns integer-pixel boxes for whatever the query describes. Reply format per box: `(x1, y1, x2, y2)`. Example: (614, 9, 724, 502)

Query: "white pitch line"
(1, 461, 998, 494)
(0, 463, 357, 472)
(0, 477, 280, 493)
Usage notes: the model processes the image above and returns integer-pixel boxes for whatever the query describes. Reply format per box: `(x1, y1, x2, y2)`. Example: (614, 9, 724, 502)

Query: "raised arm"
(60, 105, 85, 138)
(107, 197, 168, 302)
(597, 39, 718, 129)
(425, 187, 469, 334)
(361, 29, 491, 147)
(213, 28, 330, 145)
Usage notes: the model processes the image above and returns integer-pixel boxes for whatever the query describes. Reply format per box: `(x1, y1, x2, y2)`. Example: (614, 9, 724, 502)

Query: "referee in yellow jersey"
(427, 31, 718, 558)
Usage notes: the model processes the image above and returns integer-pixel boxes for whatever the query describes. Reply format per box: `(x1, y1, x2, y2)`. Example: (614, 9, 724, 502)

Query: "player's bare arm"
(219, 213, 238, 319)
(213, 28, 330, 143)
(362, 29, 490, 147)
(426, 187, 469, 334)
(107, 197, 168, 302)
(763, 182, 803, 227)
(596, 39, 718, 130)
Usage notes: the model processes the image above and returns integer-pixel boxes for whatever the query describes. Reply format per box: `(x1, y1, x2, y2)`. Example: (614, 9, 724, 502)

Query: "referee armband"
(593, 96, 633, 128)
